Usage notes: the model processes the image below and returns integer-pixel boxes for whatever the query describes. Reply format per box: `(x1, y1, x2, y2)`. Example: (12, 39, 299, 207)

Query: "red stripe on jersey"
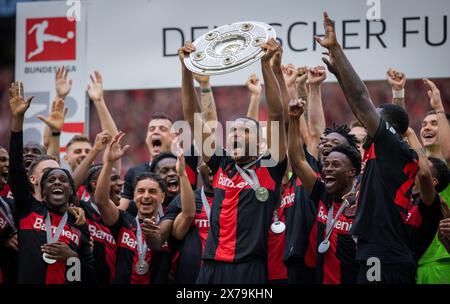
(363, 143, 376, 162)
(267, 183, 291, 281)
(45, 262, 66, 284)
(323, 232, 341, 284)
(195, 196, 213, 253)
(214, 169, 239, 261)
(186, 165, 197, 187)
(118, 226, 151, 284)
(305, 221, 318, 268)
(406, 205, 423, 228)
(86, 218, 117, 283)
(41, 213, 81, 284)
(394, 162, 418, 212)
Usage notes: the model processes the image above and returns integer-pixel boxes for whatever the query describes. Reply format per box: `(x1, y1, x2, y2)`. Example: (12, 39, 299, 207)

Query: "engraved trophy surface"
(184, 21, 276, 75)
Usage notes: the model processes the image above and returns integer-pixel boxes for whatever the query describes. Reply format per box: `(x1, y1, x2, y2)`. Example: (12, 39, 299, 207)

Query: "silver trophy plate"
(184, 21, 276, 76)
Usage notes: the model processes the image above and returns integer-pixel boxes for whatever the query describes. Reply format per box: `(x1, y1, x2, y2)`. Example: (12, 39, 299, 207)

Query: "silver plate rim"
(184, 21, 277, 76)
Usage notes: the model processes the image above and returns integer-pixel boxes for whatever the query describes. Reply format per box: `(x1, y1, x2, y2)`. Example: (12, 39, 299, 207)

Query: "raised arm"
(171, 145, 196, 240)
(423, 78, 450, 164)
(386, 68, 406, 108)
(261, 39, 286, 163)
(94, 132, 129, 226)
(405, 128, 436, 206)
(270, 50, 290, 132)
(245, 74, 262, 120)
(37, 98, 68, 164)
(179, 42, 215, 162)
(306, 66, 327, 158)
(287, 99, 317, 194)
(87, 71, 120, 172)
(193, 73, 217, 129)
(316, 12, 380, 137)
(8, 81, 35, 211)
(72, 131, 111, 189)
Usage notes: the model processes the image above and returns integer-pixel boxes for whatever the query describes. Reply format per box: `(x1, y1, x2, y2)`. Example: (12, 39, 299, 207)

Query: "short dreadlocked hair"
(330, 144, 362, 175)
(323, 124, 359, 150)
(85, 164, 103, 194)
(428, 157, 450, 193)
(40, 168, 78, 207)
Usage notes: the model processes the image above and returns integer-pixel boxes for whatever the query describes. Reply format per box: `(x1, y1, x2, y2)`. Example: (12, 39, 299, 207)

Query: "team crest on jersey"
(343, 204, 357, 218)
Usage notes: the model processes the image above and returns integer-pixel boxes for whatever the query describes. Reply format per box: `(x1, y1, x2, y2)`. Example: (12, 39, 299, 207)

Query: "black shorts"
(356, 262, 416, 284)
(196, 259, 267, 284)
(287, 259, 316, 284)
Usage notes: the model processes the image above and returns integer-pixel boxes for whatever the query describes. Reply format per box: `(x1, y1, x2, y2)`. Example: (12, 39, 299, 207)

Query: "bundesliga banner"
(15, 0, 450, 140)
(15, 0, 88, 150)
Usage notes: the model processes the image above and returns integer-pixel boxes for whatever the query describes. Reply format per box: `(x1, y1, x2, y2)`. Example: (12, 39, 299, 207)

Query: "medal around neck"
(318, 240, 330, 254)
(255, 187, 269, 202)
(271, 221, 285, 234)
(184, 21, 276, 76)
(42, 252, 57, 264)
(135, 260, 149, 275)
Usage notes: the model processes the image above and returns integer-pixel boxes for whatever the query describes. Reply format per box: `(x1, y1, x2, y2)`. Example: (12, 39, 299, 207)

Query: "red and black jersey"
(162, 188, 213, 283)
(406, 193, 442, 261)
(284, 145, 321, 265)
(267, 182, 293, 281)
(9, 131, 95, 284)
(109, 210, 169, 284)
(203, 147, 287, 263)
(0, 196, 17, 284)
(80, 200, 117, 284)
(0, 184, 13, 200)
(351, 118, 419, 266)
(76, 185, 90, 201)
(305, 179, 358, 284)
(121, 146, 199, 200)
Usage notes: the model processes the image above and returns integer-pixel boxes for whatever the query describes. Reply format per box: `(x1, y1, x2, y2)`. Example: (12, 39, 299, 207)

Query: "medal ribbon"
(45, 212, 68, 244)
(135, 216, 148, 263)
(322, 201, 350, 244)
(0, 197, 16, 232)
(235, 165, 261, 191)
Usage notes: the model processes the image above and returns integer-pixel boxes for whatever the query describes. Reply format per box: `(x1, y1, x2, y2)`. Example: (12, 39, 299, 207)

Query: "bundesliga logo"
(25, 17, 76, 62)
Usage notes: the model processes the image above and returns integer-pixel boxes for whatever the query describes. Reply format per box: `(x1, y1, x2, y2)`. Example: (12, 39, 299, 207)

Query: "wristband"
(51, 131, 61, 137)
(201, 87, 211, 93)
(392, 89, 405, 99)
(436, 110, 445, 114)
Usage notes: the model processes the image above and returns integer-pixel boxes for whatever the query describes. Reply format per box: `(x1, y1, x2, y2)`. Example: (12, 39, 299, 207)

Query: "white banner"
(85, 0, 450, 89)
(15, 0, 450, 140)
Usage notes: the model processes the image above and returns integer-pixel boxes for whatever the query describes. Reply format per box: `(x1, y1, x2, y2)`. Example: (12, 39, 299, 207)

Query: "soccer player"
(0, 146, 11, 199)
(180, 38, 287, 283)
(288, 98, 362, 284)
(79, 164, 122, 284)
(8, 81, 95, 284)
(94, 133, 168, 284)
(316, 12, 421, 283)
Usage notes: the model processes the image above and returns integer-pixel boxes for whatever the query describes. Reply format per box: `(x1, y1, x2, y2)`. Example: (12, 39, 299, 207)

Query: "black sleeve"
(161, 195, 182, 222)
(184, 153, 199, 189)
(121, 167, 135, 200)
(206, 146, 227, 175)
(109, 210, 127, 240)
(409, 194, 442, 260)
(309, 178, 326, 204)
(8, 131, 33, 215)
(304, 144, 320, 173)
(372, 118, 418, 167)
(266, 153, 288, 185)
(78, 225, 97, 285)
